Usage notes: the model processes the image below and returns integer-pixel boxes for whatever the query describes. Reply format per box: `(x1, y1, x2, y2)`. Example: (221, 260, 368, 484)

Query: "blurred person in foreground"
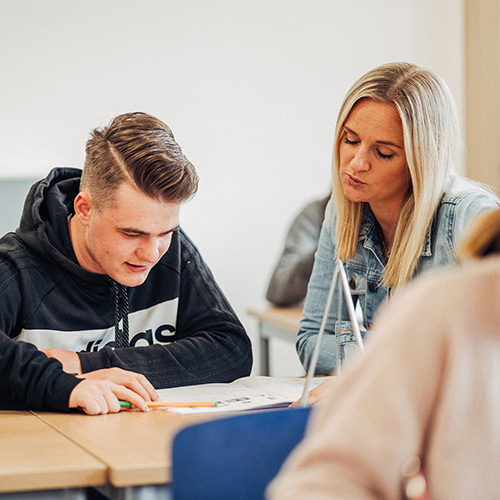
(268, 208, 500, 500)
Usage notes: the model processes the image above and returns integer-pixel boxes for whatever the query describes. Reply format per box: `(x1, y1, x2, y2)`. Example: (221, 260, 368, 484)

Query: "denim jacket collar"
(359, 204, 433, 259)
(359, 208, 385, 265)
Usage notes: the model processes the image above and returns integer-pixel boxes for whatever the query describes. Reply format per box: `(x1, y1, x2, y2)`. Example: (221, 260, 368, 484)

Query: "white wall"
(0, 0, 464, 376)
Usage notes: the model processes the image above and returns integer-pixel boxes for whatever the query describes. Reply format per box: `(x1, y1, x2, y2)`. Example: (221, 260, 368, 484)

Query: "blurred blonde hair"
(333, 62, 460, 289)
(459, 209, 500, 260)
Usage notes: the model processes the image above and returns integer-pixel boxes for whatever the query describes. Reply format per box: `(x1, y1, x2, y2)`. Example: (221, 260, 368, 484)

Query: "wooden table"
(0, 411, 106, 495)
(2, 382, 309, 498)
(33, 409, 204, 488)
(247, 306, 303, 376)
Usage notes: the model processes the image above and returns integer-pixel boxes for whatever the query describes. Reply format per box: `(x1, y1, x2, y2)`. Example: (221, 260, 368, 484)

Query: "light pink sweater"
(268, 257, 500, 499)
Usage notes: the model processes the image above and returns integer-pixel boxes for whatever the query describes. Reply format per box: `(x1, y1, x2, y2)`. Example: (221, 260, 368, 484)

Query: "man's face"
(75, 183, 180, 287)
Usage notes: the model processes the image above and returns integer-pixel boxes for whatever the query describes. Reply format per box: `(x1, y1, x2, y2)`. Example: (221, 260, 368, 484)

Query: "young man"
(2, 112, 252, 388)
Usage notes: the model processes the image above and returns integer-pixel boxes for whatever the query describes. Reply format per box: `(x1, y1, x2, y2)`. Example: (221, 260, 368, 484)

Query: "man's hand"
(80, 367, 159, 403)
(68, 368, 160, 415)
(68, 378, 151, 415)
(43, 348, 82, 375)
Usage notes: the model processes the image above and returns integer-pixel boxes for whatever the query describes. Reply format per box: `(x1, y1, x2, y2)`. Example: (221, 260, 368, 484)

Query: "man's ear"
(73, 192, 93, 226)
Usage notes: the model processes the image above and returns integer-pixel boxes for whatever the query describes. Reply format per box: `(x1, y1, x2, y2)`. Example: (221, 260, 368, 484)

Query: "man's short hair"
(81, 112, 199, 208)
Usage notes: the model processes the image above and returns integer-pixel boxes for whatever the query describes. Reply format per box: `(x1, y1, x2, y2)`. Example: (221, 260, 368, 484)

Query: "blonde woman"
(297, 62, 499, 375)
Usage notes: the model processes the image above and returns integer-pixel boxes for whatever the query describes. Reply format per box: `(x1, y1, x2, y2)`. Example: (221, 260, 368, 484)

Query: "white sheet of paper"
(156, 376, 332, 414)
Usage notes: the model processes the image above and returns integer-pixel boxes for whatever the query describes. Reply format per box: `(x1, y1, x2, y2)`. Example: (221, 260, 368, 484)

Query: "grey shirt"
(266, 195, 330, 306)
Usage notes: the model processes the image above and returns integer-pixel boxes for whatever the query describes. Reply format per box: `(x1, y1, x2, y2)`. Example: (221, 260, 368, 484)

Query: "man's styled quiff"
(81, 112, 199, 209)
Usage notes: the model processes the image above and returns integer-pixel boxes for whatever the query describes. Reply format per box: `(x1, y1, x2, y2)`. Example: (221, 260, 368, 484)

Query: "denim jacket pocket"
(335, 320, 366, 369)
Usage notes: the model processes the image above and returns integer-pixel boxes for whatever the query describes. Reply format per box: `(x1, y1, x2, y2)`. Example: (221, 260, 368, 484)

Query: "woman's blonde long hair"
(333, 62, 460, 289)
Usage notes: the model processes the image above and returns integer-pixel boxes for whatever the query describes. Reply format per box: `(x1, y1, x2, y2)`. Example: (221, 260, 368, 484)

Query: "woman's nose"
(351, 152, 369, 171)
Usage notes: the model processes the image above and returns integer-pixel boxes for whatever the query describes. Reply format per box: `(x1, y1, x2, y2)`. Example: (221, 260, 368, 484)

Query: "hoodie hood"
(16, 167, 109, 288)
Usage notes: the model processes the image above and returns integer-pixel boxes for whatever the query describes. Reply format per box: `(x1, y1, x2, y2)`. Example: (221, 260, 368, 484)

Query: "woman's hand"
(290, 377, 336, 407)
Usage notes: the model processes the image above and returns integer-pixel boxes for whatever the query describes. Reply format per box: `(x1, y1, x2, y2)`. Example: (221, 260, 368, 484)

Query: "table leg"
(259, 321, 270, 376)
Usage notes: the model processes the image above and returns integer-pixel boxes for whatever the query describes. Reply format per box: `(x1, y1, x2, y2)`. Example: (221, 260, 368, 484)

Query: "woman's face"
(339, 98, 410, 219)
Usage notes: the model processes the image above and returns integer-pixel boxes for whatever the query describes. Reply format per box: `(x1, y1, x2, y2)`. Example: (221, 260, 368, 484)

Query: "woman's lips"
(346, 174, 366, 187)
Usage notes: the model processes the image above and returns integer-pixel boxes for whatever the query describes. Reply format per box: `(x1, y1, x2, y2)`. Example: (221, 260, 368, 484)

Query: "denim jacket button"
(349, 277, 356, 290)
(368, 282, 378, 292)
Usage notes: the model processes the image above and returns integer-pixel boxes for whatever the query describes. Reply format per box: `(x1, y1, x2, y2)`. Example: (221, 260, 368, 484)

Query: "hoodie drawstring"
(111, 280, 129, 348)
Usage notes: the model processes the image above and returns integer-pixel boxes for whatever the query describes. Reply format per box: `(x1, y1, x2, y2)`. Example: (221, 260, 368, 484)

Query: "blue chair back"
(172, 407, 312, 500)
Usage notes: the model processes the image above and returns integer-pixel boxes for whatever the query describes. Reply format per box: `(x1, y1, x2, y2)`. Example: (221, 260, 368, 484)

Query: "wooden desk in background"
(0, 411, 106, 498)
(247, 306, 303, 376)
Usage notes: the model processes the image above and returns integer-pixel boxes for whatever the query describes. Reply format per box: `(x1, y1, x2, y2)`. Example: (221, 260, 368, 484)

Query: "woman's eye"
(344, 136, 359, 145)
(377, 150, 394, 159)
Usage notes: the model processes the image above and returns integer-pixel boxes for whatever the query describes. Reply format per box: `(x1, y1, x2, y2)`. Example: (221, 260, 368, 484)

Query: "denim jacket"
(296, 175, 499, 374)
